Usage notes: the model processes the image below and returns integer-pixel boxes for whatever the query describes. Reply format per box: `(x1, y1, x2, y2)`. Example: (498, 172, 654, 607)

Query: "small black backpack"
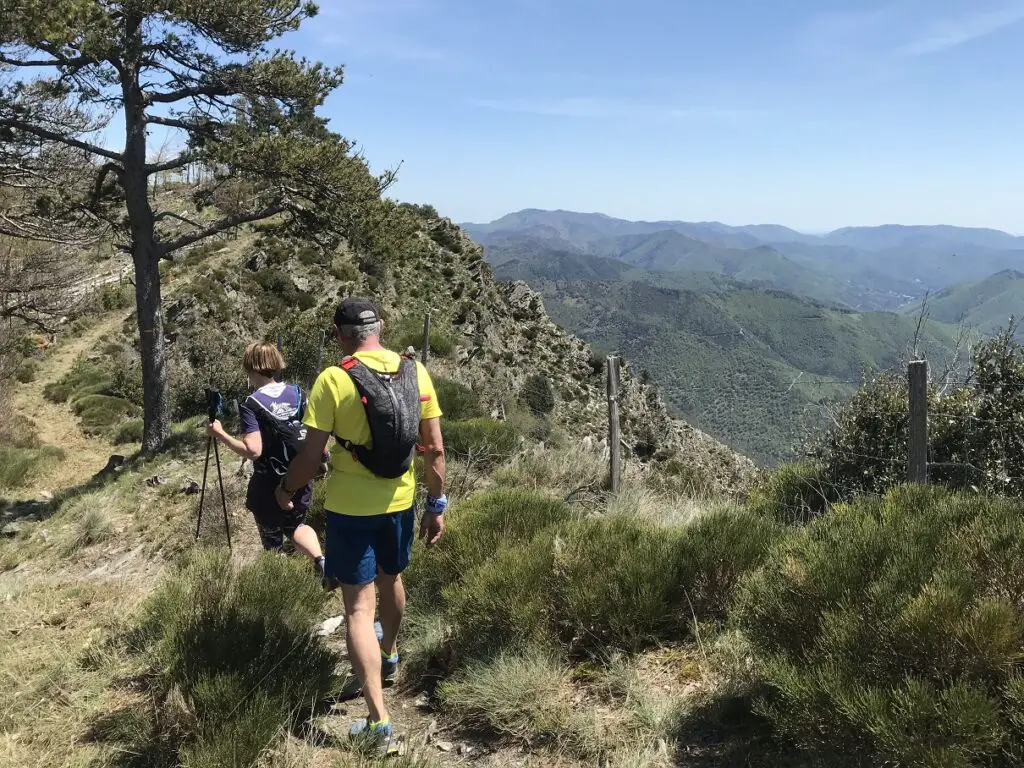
(245, 385, 308, 477)
(335, 355, 421, 479)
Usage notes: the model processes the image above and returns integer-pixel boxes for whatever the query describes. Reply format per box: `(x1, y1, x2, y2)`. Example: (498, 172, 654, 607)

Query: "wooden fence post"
(908, 360, 929, 484)
(421, 312, 431, 365)
(607, 355, 622, 492)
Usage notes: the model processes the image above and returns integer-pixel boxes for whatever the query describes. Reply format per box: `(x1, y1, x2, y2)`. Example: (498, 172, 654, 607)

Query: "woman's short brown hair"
(243, 341, 286, 378)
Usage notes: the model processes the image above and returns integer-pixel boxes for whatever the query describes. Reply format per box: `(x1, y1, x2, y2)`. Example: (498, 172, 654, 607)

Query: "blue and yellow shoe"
(349, 718, 397, 754)
(381, 648, 400, 686)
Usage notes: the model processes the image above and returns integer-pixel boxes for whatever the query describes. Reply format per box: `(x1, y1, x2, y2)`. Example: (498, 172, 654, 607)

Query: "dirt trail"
(10, 314, 126, 497)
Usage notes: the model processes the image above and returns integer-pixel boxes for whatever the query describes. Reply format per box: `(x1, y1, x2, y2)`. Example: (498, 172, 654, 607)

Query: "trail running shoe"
(349, 718, 398, 754)
(381, 649, 400, 686)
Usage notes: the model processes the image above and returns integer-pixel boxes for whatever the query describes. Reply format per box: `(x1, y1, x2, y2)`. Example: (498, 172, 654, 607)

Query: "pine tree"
(0, 1, 391, 452)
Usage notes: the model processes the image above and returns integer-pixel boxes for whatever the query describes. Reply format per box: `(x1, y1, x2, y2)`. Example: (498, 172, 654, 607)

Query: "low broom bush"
(128, 550, 338, 767)
(736, 486, 1024, 767)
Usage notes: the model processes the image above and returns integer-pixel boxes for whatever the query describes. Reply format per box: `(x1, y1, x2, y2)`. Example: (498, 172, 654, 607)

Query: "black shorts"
(246, 474, 312, 552)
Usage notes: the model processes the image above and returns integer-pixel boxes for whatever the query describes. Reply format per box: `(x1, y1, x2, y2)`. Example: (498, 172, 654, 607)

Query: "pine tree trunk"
(122, 37, 169, 454)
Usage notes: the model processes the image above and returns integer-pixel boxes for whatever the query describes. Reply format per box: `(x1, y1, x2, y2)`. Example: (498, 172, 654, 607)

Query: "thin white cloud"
(801, 2, 1024, 62)
(896, 3, 1024, 56)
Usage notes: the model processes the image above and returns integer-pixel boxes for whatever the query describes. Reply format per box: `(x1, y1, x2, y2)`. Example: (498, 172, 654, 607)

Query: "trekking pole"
(197, 387, 232, 549)
(212, 438, 232, 550)
(195, 434, 213, 540)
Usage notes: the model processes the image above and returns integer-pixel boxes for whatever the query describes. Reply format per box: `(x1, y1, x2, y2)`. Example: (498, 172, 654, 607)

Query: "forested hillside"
(534, 278, 963, 465)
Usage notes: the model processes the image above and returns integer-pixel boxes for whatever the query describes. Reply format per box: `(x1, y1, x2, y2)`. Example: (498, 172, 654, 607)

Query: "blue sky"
(281, 0, 1024, 232)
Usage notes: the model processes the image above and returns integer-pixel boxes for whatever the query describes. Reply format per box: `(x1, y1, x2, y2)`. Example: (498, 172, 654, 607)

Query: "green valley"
(531, 277, 963, 466)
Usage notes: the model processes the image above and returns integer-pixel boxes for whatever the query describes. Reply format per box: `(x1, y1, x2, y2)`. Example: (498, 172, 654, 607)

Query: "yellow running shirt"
(304, 349, 442, 517)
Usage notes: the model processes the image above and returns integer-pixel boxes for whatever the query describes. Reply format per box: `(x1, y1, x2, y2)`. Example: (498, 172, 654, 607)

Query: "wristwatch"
(279, 479, 297, 496)
(426, 494, 448, 515)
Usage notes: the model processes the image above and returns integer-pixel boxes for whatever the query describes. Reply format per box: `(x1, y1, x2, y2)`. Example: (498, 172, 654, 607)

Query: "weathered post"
(421, 312, 431, 365)
(908, 360, 929, 484)
(607, 355, 622, 492)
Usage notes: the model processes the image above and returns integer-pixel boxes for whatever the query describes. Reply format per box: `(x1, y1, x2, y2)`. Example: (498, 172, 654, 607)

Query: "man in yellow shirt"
(276, 298, 446, 747)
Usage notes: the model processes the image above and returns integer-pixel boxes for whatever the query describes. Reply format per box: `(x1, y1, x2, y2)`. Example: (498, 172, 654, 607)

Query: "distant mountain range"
(464, 209, 1024, 310)
(461, 209, 1011, 464)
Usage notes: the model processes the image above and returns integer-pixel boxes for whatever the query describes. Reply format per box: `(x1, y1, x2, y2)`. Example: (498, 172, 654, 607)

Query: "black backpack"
(245, 384, 309, 477)
(335, 355, 421, 479)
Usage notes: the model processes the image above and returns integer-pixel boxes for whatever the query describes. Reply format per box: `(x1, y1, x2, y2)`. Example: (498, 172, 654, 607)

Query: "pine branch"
(158, 203, 285, 255)
(145, 151, 197, 174)
(0, 117, 122, 162)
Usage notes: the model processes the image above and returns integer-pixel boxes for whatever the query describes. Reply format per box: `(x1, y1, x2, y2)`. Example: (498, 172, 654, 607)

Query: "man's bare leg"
(342, 582, 388, 723)
(376, 571, 406, 655)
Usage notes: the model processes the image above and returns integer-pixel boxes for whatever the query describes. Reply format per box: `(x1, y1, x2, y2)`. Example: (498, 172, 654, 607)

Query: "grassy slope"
(538, 279, 962, 466)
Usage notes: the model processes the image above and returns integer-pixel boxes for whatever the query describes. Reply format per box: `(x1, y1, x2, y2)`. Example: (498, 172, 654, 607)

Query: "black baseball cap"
(334, 297, 381, 328)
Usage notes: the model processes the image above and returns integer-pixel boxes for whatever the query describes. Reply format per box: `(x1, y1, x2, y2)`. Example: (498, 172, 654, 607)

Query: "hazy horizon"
(459, 207, 1024, 237)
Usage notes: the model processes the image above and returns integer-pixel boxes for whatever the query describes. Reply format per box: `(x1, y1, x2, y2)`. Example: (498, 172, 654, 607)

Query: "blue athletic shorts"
(325, 507, 416, 586)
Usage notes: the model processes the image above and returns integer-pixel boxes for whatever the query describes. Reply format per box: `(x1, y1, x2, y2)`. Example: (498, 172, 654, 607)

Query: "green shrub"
(446, 531, 559, 658)
(100, 283, 133, 311)
(434, 377, 484, 421)
(674, 507, 784, 621)
(443, 418, 522, 467)
(72, 394, 141, 433)
(0, 445, 65, 489)
(438, 648, 593, 750)
(14, 359, 39, 384)
(131, 550, 338, 767)
(811, 328, 1024, 501)
(550, 516, 684, 650)
(736, 486, 1024, 766)
(113, 419, 144, 445)
(110, 361, 145, 408)
(43, 358, 112, 403)
(747, 461, 838, 525)
(441, 504, 782, 662)
(519, 373, 555, 416)
(403, 488, 575, 609)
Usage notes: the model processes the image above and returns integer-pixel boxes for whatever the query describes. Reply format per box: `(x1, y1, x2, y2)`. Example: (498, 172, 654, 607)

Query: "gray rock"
(1, 522, 25, 538)
(317, 616, 344, 637)
(146, 475, 168, 487)
(181, 480, 201, 495)
(433, 740, 454, 753)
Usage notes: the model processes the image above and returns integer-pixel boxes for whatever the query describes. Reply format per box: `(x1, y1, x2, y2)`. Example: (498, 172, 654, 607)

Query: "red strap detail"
(361, 396, 368, 405)
(416, 444, 425, 453)
(340, 357, 358, 370)
(420, 395, 431, 402)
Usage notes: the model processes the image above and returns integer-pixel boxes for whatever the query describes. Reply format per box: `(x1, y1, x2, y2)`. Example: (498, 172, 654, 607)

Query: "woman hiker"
(206, 341, 330, 581)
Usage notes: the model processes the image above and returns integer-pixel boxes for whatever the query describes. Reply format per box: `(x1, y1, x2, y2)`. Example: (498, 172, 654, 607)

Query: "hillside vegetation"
(528, 277, 962, 466)
(8, 302, 1024, 767)
(901, 270, 1024, 338)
